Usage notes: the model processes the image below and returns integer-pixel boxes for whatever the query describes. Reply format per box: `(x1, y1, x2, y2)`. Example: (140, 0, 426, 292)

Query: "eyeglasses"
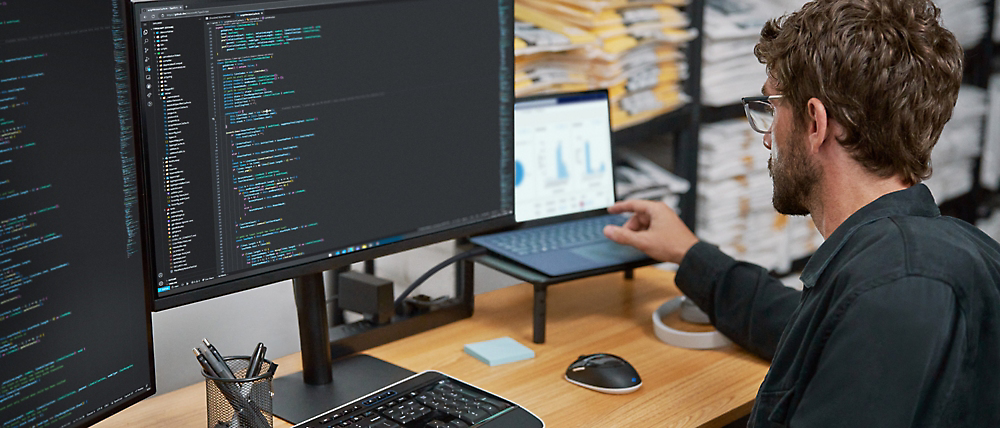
(741, 95, 784, 134)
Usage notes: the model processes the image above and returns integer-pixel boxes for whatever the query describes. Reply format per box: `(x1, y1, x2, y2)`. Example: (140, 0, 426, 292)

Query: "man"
(603, 0, 1000, 426)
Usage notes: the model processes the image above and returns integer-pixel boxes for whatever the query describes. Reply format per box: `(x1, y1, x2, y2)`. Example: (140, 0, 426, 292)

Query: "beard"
(768, 132, 820, 216)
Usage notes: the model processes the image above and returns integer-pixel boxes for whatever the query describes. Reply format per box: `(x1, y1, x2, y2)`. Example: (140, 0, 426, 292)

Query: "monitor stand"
(272, 355, 413, 423)
(271, 272, 413, 424)
(272, 259, 476, 424)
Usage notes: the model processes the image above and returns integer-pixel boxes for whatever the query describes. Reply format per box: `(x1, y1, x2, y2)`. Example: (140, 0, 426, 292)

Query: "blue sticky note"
(463, 337, 535, 366)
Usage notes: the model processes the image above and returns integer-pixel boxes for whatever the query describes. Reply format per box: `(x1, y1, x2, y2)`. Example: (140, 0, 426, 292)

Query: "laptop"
(471, 90, 649, 276)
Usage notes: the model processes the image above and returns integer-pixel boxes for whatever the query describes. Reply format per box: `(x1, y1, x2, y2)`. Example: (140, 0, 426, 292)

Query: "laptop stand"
(458, 242, 658, 343)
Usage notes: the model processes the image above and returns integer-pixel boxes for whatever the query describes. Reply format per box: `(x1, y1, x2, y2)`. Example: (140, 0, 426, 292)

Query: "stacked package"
(924, 85, 988, 203)
(978, 76, 1000, 239)
(696, 119, 823, 273)
(932, 0, 988, 199)
(701, 0, 835, 106)
(514, 0, 697, 130)
(614, 148, 691, 213)
(699, 0, 778, 106)
(937, 0, 989, 49)
(977, 75, 1000, 190)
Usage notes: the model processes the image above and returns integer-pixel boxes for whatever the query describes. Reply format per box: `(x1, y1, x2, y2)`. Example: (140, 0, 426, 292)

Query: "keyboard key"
(473, 401, 498, 414)
(457, 407, 489, 425)
(436, 406, 462, 420)
(477, 396, 510, 411)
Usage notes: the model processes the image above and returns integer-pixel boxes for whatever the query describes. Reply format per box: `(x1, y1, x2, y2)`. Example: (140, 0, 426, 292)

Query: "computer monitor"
(0, 1, 155, 426)
(123, 0, 512, 422)
(125, 0, 513, 310)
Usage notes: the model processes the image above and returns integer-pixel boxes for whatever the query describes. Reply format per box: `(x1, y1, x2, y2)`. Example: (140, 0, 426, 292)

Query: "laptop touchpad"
(571, 242, 647, 262)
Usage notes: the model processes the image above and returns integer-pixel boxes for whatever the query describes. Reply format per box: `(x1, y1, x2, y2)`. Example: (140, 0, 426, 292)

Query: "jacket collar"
(799, 184, 940, 288)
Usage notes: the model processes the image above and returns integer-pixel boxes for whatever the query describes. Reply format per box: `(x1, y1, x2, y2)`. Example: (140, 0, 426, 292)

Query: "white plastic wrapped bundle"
(937, 0, 988, 49)
(698, 119, 770, 182)
(925, 85, 988, 203)
(699, 0, 783, 106)
(696, 119, 823, 273)
(979, 75, 1000, 190)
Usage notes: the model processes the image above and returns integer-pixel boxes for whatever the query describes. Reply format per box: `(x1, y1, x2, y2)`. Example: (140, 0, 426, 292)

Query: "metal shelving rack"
(610, 0, 705, 230)
(460, 0, 708, 344)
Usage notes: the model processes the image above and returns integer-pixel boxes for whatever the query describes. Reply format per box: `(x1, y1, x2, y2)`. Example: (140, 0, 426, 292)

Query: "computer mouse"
(564, 353, 642, 394)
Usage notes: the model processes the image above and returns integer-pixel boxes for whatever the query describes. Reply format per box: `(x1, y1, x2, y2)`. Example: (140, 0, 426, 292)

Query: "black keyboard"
(292, 371, 544, 428)
(475, 214, 628, 257)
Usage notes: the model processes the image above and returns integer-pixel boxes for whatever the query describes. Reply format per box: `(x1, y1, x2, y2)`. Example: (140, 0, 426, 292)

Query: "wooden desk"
(100, 268, 769, 427)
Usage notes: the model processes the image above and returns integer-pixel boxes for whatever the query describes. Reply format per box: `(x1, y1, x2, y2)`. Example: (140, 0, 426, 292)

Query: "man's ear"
(805, 98, 828, 155)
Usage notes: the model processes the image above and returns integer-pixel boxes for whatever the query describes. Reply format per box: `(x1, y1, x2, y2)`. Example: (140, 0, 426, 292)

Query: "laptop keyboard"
(293, 371, 539, 428)
(477, 215, 627, 256)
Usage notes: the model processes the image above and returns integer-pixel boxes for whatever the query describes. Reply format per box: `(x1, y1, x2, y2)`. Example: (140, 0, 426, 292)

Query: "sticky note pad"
(463, 337, 535, 366)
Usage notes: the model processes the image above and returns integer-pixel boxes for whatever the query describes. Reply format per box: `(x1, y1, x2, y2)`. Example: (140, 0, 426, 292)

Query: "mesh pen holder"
(203, 356, 278, 428)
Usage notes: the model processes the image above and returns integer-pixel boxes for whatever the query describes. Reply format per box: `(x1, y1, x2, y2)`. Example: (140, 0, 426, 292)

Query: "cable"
(393, 247, 488, 310)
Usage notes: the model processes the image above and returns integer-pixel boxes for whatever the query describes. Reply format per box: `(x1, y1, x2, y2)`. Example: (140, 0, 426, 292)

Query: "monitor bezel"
(121, 0, 515, 311)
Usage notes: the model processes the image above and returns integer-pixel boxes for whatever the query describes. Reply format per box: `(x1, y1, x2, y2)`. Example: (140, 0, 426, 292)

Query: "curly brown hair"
(754, 0, 964, 185)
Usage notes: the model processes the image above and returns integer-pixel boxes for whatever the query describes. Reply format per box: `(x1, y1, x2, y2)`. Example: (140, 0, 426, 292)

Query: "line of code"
(209, 14, 327, 269)
(113, 0, 141, 257)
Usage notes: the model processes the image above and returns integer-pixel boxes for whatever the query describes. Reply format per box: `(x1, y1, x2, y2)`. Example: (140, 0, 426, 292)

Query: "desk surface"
(100, 267, 769, 427)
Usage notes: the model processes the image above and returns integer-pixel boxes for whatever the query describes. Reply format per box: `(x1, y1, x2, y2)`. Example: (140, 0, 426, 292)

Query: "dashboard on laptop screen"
(513, 92, 615, 223)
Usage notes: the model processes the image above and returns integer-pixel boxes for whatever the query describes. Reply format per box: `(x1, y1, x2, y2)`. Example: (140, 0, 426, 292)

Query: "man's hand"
(603, 199, 699, 265)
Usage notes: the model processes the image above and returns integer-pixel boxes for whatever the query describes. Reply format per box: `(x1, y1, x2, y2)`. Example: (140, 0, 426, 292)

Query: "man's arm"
(788, 277, 958, 427)
(604, 199, 800, 360)
(675, 242, 800, 361)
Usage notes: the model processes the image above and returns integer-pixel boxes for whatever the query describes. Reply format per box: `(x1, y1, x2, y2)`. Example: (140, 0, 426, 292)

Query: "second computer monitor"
(1, 1, 155, 426)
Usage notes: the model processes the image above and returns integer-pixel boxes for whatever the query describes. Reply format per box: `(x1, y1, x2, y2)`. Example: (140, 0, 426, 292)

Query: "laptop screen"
(514, 91, 616, 223)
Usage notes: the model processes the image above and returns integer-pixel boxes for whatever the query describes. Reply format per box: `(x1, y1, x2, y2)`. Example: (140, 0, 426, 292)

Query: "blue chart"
(556, 144, 569, 180)
(514, 160, 525, 187)
(585, 141, 605, 174)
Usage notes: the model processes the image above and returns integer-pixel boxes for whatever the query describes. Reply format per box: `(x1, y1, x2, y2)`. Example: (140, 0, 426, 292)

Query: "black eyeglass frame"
(741, 95, 784, 134)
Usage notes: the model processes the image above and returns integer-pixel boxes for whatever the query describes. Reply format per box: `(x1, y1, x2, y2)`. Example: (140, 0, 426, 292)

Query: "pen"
(246, 343, 267, 378)
(195, 347, 270, 428)
(203, 338, 237, 379)
(193, 348, 219, 377)
(199, 345, 236, 381)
